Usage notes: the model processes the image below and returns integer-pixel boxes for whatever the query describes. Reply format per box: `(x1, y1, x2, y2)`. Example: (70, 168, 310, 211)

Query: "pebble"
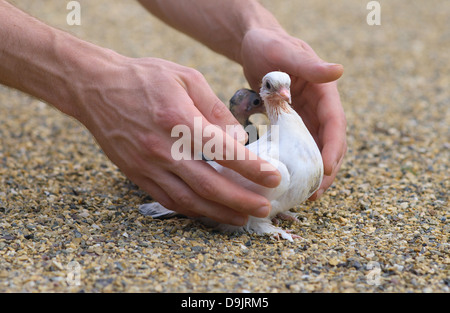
(0, 0, 448, 293)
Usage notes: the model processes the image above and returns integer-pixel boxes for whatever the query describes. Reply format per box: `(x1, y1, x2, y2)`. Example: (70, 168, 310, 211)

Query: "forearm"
(138, 0, 283, 63)
(0, 1, 117, 120)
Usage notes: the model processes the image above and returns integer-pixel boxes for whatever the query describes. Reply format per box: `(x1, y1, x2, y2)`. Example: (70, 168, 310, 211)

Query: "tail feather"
(138, 202, 180, 219)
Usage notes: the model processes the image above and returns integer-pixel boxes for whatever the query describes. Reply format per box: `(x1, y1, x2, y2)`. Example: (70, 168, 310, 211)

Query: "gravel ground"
(0, 0, 448, 293)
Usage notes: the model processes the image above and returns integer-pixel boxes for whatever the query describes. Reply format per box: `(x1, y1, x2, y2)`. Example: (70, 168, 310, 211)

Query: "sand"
(0, 0, 448, 292)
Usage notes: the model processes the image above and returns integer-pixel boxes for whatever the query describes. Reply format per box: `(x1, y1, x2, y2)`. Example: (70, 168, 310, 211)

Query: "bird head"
(229, 88, 265, 126)
(260, 71, 292, 104)
(259, 72, 292, 120)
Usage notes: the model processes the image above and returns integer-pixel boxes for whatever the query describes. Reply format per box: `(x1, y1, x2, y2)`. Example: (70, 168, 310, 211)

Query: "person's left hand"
(239, 27, 347, 199)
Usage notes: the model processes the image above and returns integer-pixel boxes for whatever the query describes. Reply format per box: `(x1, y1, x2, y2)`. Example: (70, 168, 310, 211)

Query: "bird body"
(139, 72, 323, 241)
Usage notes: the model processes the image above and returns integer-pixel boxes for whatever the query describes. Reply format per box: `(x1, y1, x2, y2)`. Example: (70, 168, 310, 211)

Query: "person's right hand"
(73, 56, 281, 226)
(239, 28, 347, 200)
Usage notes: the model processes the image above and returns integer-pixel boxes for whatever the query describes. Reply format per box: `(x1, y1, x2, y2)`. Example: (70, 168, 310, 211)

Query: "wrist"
(0, 2, 124, 123)
(0, 1, 124, 121)
(53, 33, 125, 122)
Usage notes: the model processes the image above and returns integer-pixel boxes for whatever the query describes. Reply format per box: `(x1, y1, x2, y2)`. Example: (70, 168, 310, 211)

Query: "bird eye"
(265, 81, 271, 89)
(252, 99, 260, 106)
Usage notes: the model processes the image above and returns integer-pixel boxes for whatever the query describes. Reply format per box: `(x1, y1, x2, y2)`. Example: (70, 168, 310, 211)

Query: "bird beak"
(278, 87, 291, 104)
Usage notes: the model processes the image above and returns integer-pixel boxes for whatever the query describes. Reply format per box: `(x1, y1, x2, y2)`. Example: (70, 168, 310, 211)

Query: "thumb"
(267, 41, 344, 83)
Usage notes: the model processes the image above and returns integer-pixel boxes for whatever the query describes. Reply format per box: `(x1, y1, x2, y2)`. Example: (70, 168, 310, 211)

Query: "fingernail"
(262, 174, 281, 187)
(323, 62, 342, 67)
(255, 205, 270, 218)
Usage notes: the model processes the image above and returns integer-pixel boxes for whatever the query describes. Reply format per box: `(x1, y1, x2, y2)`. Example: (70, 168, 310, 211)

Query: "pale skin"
(0, 0, 346, 226)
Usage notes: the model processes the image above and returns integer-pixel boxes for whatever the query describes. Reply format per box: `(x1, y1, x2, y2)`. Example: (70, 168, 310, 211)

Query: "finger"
(154, 169, 250, 226)
(131, 171, 199, 217)
(177, 103, 282, 188)
(320, 119, 347, 177)
(173, 159, 272, 218)
(169, 75, 282, 188)
(309, 152, 345, 200)
(198, 121, 282, 188)
(307, 83, 347, 201)
(316, 83, 347, 176)
(308, 175, 333, 201)
(184, 70, 248, 145)
(133, 155, 250, 225)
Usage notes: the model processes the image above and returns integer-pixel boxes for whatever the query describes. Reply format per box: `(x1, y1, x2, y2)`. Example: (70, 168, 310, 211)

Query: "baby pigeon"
(229, 88, 267, 145)
(229, 88, 265, 127)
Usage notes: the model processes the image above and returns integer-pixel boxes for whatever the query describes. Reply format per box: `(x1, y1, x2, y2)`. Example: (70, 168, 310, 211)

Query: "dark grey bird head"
(229, 88, 265, 127)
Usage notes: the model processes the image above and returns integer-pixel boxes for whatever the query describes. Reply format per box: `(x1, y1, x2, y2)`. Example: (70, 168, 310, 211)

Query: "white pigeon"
(139, 71, 323, 241)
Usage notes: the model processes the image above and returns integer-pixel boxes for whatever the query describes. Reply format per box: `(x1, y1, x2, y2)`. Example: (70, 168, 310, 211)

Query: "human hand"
(74, 56, 282, 225)
(240, 28, 347, 199)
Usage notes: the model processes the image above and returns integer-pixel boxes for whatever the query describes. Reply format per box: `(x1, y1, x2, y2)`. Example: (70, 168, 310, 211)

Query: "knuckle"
(139, 134, 168, 161)
(173, 191, 195, 209)
(210, 99, 230, 121)
(184, 68, 205, 82)
(197, 177, 217, 198)
(297, 38, 313, 51)
(152, 105, 185, 132)
(187, 169, 219, 198)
